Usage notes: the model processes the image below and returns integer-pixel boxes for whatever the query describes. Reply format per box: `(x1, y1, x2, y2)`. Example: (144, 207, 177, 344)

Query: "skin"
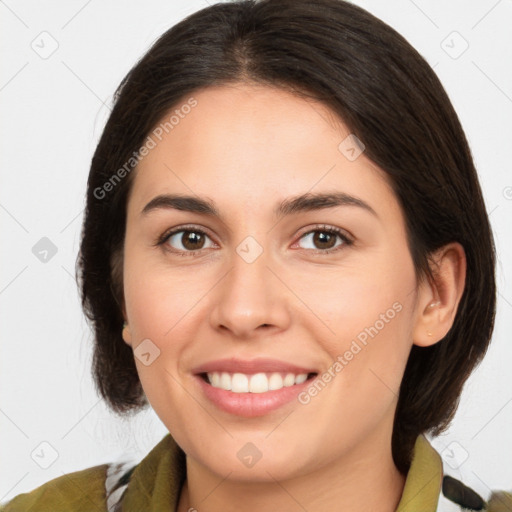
(121, 83, 466, 512)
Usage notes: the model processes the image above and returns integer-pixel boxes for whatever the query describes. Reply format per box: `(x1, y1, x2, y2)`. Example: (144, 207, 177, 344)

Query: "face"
(121, 83, 426, 481)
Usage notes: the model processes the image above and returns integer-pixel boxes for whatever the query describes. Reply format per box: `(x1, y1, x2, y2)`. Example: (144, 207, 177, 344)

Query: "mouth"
(198, 371, 318, 393)
(194, 370, 318, 417)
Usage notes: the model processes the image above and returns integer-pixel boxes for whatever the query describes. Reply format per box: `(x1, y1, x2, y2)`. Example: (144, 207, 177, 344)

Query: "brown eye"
(297, 226, 352, 253)
(311, 231, 337, 250)
(162, 228, 215, 254)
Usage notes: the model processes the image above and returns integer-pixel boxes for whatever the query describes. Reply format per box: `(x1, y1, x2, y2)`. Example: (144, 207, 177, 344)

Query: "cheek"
(123, 245, 199, 341)
(295, 266, 415, 448)
(122, 247, 214, 401)
(302, 249, 416, 400)
(302, 252, 414, 349)
(122, 258, 196, 414)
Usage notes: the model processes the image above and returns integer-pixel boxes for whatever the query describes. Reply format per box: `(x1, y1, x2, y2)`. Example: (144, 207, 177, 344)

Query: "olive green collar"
(396, 434, 443, 511)
(122, 433, 442, 511)
(121, 433, 186, 511)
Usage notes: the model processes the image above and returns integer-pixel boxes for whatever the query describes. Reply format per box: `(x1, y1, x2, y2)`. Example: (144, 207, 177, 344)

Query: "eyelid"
(156, 224, 217, 249)
(156, 223, 354, 255)
(153, 224, 218, 256)
(292, 224, 354, 253)
(295, 224, 353, 243)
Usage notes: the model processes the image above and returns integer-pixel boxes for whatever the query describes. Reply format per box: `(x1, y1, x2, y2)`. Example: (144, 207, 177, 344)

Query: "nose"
(209, 247, 291, 339)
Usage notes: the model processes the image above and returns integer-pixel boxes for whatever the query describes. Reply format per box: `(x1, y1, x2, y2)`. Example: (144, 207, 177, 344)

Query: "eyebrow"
(141, 191, 378, 220)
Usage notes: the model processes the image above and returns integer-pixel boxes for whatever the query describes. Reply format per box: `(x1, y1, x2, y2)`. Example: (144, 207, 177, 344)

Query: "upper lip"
(192, 357, 318, 375)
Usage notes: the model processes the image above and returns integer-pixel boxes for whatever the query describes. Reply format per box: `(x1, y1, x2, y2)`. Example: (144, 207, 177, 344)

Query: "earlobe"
(413, 242, 466, 347)
(122, 321, 132, 346)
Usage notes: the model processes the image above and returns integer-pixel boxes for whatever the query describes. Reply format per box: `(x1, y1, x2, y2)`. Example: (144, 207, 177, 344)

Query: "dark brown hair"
(76, 0, 496, 474)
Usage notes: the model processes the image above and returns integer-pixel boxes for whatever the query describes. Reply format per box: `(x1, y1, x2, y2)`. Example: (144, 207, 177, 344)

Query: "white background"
(1, 0, 511, 506)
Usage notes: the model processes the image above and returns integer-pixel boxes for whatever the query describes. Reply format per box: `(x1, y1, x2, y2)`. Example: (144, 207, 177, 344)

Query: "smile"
(194, 370, 318, 417)
(204, 371, 314, 393)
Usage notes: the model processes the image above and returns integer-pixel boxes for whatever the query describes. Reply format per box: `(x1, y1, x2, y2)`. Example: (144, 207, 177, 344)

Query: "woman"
(2, 0, 509, 510)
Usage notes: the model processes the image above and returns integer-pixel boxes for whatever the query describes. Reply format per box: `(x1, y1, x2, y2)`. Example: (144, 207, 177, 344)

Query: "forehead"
(128, 83, 395, 217)
(161, 83, 348, 161)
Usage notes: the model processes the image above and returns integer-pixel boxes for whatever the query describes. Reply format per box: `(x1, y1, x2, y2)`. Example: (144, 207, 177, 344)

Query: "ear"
(121, 307, 132, 347)
(413, 242, 466, 347)
(122, 322, 132, 346)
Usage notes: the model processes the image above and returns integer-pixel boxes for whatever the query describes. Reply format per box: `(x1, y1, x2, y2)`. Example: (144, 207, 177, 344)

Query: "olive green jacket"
(1, 433, 510, 511)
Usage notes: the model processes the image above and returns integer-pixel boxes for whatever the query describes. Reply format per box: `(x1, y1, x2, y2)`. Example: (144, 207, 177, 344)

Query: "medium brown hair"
(76, 0, 496, 474)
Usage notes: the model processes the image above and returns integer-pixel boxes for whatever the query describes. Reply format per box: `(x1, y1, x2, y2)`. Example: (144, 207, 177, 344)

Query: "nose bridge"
(210, 235, 290, 337)
(232, 235, 269, 293)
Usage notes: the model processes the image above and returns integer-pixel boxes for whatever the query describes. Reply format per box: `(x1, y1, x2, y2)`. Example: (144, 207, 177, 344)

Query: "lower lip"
(194, 374, 316, 417)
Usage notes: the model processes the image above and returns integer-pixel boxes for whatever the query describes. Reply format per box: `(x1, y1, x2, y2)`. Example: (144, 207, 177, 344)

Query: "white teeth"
(268, 373, 283, 390)
(206, 371, 310, 393)
(231, 373, 249, 393)
(220, 372, 231, 390)
(249, 373, 268, 393)
(283, 373, 295, 387)
(211, 372, 220, 387)
(295, 373, 308, 384)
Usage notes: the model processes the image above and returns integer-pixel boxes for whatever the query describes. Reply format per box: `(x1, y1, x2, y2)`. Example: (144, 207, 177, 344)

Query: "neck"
(177, 426, 407, 512)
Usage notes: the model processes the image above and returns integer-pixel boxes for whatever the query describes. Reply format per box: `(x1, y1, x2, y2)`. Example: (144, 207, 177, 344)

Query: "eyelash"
(155, 224, 353, 257)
